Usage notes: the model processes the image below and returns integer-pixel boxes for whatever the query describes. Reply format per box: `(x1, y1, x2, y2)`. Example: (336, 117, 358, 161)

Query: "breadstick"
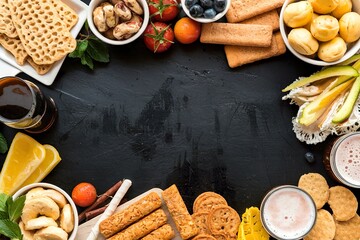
(141, 224, 175, 240)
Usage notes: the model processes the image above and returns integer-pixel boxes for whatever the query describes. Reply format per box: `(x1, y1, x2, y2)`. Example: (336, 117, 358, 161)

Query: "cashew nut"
(103, 28, 116, 39)
(113, 21, 140, 40)
(19, 221, 35, 240)
(33, 226, 68, 240)
(114, 1, 132, 21)
(93, 6, 108, 32)
(129, 13, 143, 25)
(25, 187, 45, 202)
(123, 0, 143, 15)
(60, 204, 74, 233)
(110, 0, 121, 5)
(21, 197, 60, 225)
(101, 2, 119, 28)
(25, 216, 58, 231)
(26, 189, 67, 209)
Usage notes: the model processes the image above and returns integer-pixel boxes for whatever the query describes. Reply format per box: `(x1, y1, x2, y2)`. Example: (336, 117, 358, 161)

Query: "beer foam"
(261, 187, 316, 239)
(335, 134, 360, 186)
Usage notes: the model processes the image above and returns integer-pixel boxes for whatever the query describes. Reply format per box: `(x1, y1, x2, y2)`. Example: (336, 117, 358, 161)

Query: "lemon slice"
(0, 132, 46, 195)
(20, 144, 62, 188)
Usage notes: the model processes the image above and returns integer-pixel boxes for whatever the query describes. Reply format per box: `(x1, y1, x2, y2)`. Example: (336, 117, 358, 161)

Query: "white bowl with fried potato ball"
(280, 0, 360, 66)
(87, 0, 149, 45)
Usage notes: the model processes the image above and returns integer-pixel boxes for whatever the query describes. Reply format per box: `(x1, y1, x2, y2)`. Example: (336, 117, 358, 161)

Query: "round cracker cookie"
(298, 173, 329, 209)
(304, 209, 336, 240)
(328, 186, 358, 221)
(334, 214, 360, 240)
(207, 206, 240, 238)
(193, 192, 228, 213)
(192, 212, 210, 234)
(213, 233, 228, 240)
(192, 234, 217, 240)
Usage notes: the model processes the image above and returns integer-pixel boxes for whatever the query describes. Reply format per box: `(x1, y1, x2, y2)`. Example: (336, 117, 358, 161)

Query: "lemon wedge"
(0, 132, 46, 195)
(20, 144, 62, 188)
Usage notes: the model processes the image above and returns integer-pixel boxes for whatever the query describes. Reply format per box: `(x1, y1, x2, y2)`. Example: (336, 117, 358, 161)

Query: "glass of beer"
(0, 76, 57, 133)
(260, 185, 317, 240)
(324, 132, 360, 188)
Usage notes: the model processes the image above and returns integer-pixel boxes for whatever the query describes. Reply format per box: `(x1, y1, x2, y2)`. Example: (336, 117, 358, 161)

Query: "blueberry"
(189, 4, 204, 17)
(200, 0, 213, 9)
(203, 8, 217, 18)
(214, 0, 226, 12)
(305, 152, 315, 163)
(185, 0, 199, 9)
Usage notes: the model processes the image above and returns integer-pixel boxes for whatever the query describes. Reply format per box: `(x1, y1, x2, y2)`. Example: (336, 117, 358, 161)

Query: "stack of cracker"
(191, 192, 241, 239)
(99, 185, 198, 240)
(0, 0, 78, 75)
(200, 0, 287, 68)
(298, 173, 360, 240)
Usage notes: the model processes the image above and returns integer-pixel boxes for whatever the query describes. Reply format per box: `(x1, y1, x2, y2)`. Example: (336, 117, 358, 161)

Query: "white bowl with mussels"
(181, 0, 230, 23)
(87, 0, 149, 45)
(13, 183, 79, 240)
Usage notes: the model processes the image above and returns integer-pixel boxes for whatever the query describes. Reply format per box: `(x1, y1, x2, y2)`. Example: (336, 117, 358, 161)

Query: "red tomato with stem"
(143, 22, 174, 53)
(148, 0, 179, 22)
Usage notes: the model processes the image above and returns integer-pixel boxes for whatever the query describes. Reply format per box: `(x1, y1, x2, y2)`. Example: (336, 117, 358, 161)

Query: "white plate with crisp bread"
(76, 188, 182, 239)
(0, 0, 88, 86)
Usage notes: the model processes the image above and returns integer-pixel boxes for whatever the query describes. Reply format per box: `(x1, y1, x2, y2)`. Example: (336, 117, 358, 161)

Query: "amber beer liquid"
(323, 132, 360, 188)
(0, 77, 57, 133)
(260, 185, 317, 240)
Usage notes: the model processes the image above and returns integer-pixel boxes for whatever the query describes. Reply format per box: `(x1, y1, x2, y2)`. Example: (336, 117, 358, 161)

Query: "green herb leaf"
(69, 40, 88, 58)
(8, 196, 25, 222)
(0, 193, 9, 212)
(87, 38, 109, 63)
(0, 211, 8, 219)
(0, 219, 22, 239)
(0, 133, 8, 154)
(81, 53, 94, 70)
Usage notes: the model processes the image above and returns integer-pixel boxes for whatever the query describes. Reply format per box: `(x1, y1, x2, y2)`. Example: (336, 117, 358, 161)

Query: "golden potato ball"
(309, 0, 339, 14)
(311, 15, 339, 41)
(331, 0, 352, 19)
(288, 28, 319, 55)
(318, 37, 347, 62)
(284, 1, 313, 28)
(339, 12, 360, 43)
(304, 12, 319, 31)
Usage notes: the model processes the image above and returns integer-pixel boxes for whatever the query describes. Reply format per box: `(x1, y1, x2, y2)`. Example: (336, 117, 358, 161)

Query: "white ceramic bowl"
(280, 0, 360, 66)
(13, 182, 79, 240)
(181, 0, 230, 23)
(87, 0, 149, 45)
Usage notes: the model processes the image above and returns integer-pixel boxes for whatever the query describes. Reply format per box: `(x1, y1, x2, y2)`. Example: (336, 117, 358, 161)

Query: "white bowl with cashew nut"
(87, 0, 149, 45)
(280, 0, 360, 66)
(12, 183, 79, 240)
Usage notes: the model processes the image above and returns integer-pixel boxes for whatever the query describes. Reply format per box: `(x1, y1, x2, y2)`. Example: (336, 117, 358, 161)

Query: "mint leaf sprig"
(0, 193, 25, 240)
(69, 21, 110, 70)
(0, 133, 8, 154)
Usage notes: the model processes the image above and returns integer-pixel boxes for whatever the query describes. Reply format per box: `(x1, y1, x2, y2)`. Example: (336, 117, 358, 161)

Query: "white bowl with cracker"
(180, 0, 230, 23)
(87, 0, 149, 45)
(280, 0, 360, 66)
(13, 182, 79, 240)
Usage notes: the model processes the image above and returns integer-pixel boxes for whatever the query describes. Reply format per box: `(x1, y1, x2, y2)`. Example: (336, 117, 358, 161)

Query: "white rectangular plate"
(0, 0, 88, 86)
(76, 188, 182, 239)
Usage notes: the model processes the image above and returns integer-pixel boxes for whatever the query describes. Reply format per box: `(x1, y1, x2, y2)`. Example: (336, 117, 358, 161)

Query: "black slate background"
(1, 2, 360, 237)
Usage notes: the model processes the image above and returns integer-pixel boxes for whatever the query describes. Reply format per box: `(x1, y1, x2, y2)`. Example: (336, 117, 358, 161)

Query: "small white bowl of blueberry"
(181, 0, 229, 23)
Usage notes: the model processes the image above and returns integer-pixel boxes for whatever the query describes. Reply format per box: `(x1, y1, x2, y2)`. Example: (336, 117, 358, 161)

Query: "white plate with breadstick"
(0, 0, 88, 86)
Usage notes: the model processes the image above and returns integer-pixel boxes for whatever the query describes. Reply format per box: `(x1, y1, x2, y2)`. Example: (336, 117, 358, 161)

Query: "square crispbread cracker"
(51, 0, 79, 30)
(207, 206, 240, 239)
(224, 32, 280, 68)
(240, 10, 280, 31)
(27, 58, 53, 75)
(0, 34, 28, 65)
(0, 0, 17, 38)
(304, 209, 336, 240)
(328, 186, 358, 221)
(334, 214, 360, 240)
(298, 172, 330, 209)
(226, 0, 285, 23)
(200, 23, 273, 47)
(8, 0, 76, 65)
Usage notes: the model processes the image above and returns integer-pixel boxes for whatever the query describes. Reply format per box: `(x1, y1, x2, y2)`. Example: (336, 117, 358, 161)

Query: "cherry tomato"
(71, 182, 97, 207)
(148, 0, 180, 22)
(174, 17, 201, 44)
(143, 22, 174, 53)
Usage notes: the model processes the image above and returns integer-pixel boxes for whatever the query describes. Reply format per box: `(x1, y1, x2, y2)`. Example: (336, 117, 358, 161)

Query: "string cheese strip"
(86, 179, 132, 240)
